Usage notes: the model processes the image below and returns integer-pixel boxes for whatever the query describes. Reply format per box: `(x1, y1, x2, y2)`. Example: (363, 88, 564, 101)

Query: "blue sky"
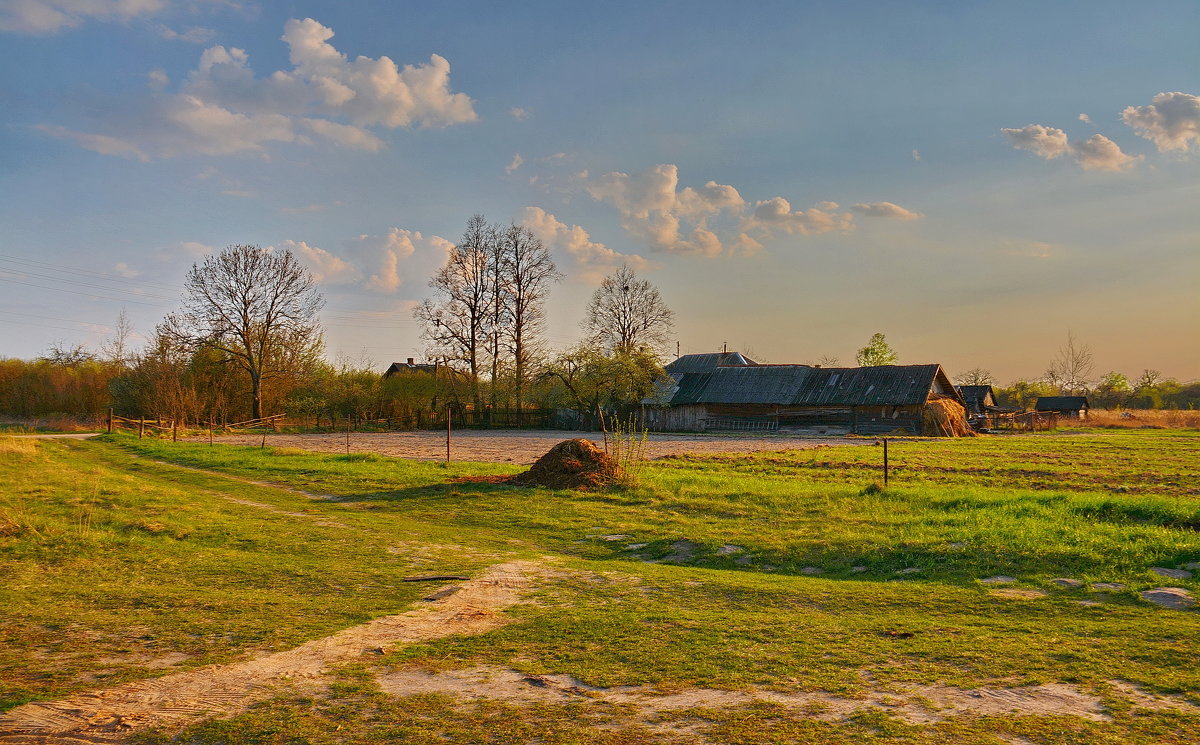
(1, 0, 1197, 382)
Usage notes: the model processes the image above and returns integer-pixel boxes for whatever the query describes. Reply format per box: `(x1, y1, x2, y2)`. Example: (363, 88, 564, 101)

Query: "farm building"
(955, 385, 997, 415)
(645, 353, 969, 436)
(383, 358, 440, 377)
(1035, 396, 1090, 418)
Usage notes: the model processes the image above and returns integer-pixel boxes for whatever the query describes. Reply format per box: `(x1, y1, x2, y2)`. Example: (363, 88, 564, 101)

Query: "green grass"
(3, 430, 1200, 742)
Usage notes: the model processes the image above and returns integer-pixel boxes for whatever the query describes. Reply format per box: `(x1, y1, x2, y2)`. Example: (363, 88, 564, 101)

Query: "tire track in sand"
(0, 561, 536, 744)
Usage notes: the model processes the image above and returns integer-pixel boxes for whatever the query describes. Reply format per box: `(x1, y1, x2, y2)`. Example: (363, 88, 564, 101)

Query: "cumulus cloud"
(1121, 91, 1200, 152)
(284, 228, 453, 293)
(1078, 113, 1092, 124)
(1002, 124, 1137, 171)
(519, 207, 649, 278)
(35, 17, 477, 160)
(505, 152, 524, 174)
(742, 197, 854, 237)
(1001, 124, 1071, 159)
(510, 107, 529, 120)
(586, 164, 750, 256)
(1071, 134, 1137, 171)
(0, 0, 164, 34)
(849, 201, 922, 220)
(34, 124, 150, 161)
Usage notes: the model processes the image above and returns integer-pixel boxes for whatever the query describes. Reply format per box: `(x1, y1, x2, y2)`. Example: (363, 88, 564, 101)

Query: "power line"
(0, 254, 180, 292)
(0, 276, 169, 307)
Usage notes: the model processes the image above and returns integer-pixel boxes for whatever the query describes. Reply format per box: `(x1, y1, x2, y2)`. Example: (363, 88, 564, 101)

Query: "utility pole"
(722, 341, 727, 354)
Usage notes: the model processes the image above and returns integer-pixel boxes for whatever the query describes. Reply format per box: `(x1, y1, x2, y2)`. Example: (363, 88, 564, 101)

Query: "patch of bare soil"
(186, 429, 862, 465)
(509, 439, 619, 489)
(0, 562, 538, 744)
(375, 664, 1114, 726)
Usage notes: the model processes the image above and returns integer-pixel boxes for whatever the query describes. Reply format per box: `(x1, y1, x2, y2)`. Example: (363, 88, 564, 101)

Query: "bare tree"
(582, 265, 673, 354)
(502, 223, 560, 409)
(1046, 331, 1094, 394)
(415, 215, 496, 408)
(956, 367, 994, 386)
(101, 308, 134, 367)
(813, 354, 840, 367)
(164, 244, 324, 419)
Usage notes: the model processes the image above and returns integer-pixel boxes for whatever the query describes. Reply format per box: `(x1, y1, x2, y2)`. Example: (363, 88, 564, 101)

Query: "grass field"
(2, 430, 1198, 743)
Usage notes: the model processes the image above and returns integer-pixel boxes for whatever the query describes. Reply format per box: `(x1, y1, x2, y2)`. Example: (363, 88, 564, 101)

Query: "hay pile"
(509, 439, 621, 489)
(922, 395, 976, 437)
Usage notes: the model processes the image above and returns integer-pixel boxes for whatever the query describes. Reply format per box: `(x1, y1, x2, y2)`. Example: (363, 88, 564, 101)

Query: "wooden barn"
(1035, 396, 1090, 418)
(955, 385, 997, 415)
(646, 354, 966, 435)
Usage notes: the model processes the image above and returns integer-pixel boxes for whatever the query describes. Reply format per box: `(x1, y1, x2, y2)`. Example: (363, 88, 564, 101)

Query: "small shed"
(956, 385, 997, 416)
(1035, 396, 1090, 418)
(383, 358, 440, 377)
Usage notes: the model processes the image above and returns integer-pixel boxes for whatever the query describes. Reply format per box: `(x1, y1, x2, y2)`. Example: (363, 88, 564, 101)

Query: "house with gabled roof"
(646, 352, 966, 435)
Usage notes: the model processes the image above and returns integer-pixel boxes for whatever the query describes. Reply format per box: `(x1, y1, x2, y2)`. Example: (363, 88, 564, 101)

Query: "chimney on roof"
(407, 357, 415, 365)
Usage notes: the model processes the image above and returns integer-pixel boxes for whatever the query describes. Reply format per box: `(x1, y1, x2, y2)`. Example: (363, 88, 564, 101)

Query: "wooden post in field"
(138, 417, 144, 439)
(446, 406, 451, 463)
(107, 408, 113, 434)
(261, 433, 267, 449)
(345, 416, 351, 455)
(883, 437, 889, 487)
(208, 418, 214, 446)
(172, 419, 177, 442)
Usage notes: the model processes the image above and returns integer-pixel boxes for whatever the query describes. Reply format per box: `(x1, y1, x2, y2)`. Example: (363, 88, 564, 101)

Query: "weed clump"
(509, 439, 621, 490)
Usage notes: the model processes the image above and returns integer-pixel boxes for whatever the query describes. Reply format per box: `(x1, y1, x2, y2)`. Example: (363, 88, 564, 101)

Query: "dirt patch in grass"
(0, 561, 540, 743)
(375, 664, 1115, 725)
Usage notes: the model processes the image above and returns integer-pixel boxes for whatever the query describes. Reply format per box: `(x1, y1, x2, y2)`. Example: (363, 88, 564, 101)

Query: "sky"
(1, 0, 1197, 384)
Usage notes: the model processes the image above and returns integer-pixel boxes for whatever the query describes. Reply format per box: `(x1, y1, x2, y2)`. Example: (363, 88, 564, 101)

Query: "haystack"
(509, 439, 621, 489)
(922, 395, 976, 437)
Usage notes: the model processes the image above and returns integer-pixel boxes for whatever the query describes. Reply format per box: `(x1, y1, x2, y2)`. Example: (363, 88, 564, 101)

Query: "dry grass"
(1073, 409, 1200, 430)
(0, 437, 40, 458)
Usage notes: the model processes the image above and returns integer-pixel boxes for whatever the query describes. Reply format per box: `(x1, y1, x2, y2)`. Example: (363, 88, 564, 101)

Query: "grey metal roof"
(664, 352, 756, 375)
(667, 364, 952, 407)
(1035, 396, 1090, 411)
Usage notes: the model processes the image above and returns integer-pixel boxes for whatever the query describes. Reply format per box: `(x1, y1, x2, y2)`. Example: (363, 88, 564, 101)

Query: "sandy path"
(0, 562, 536, 744)
(186, 429, 859, 465)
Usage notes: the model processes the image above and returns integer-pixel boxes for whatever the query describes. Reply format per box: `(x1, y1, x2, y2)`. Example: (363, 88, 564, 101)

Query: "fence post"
(138, 418, 144, 439)
(107, 408, 113, 434)
(345, 416, 351, 455)
(208, 418, 213, 446)
(446, 406, 451, 463)
(883, 437, 889, 487)
(172, 419, 177, 442)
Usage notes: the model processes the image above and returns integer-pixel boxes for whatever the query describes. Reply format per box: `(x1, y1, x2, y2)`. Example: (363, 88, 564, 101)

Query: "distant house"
(1035, 396, 1090, 418)
(383, 358, 439, 377)
(646, 353, 965, 435)
(956, 385, 997, 416)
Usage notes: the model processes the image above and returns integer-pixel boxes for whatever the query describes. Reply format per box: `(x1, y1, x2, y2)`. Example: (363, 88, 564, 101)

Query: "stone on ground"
(1140, 587, 1195, 610)
(1151, 567, 1193, 580)
(980, 576, 1017, 585)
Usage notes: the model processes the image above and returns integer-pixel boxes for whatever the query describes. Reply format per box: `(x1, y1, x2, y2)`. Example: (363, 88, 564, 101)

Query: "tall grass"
(599, 413, 648, 486)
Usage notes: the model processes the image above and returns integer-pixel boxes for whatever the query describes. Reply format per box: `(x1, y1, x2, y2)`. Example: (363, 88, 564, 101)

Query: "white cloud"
(742, 197, 854, 237)
(519, 207, 649, 278)
(154, 23, 216, 44)
(849, 201, 923, 220)
(285, 228, 453, 293)
(1078, 113, 1092, 124)
(1002, 124, 1071, 159)
(1071, 134, 1137, 171)
(911, 149, 921, 161)
(1002, 124, 1137, 171)
(0, 0, 164, 34)
(147, 68, 169, 89)
(587, 164, 748, 256)
(505, 152, 524, 173)
(278, 239, 356, 284)
(113, 261, 140, 278)
(1121, 91, 1200, 152)
(35, 17, 477, 160)
(34, 124, 150, 161)
(510, 107, 529, 120)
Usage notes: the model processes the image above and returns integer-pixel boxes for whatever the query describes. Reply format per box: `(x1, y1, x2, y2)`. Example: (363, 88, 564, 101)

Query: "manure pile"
(509, 439, 620, 489)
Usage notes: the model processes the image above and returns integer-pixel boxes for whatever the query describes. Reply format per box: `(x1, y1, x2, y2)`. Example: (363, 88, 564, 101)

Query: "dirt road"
(187, 429, 859, 464)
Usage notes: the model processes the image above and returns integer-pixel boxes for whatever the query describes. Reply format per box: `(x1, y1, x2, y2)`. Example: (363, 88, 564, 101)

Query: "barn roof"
(663, 364, 956, 407)
(1035, 396, 1090, 411)
(664, 351, 756, 375)
(956, 385, 995, 403)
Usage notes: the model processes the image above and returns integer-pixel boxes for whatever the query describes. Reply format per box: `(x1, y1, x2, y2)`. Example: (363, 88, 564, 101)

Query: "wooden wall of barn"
(640, 403, 925, 435)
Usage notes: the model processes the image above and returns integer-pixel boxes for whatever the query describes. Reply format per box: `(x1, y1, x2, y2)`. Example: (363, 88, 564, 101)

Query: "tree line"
(0, 217, 677, 425)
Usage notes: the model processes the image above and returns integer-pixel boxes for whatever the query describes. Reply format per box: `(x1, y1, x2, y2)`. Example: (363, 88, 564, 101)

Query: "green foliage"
(855, 332, 898, 367)
(541, 345, 666, 416)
